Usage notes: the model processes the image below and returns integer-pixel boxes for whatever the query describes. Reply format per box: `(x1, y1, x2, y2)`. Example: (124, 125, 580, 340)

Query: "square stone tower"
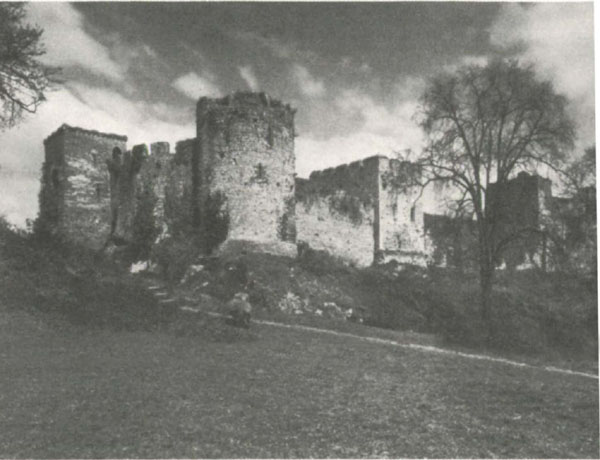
(195, 92, 296, 254)
(38, 124, 127, 249)
(488, 171, 553, 269)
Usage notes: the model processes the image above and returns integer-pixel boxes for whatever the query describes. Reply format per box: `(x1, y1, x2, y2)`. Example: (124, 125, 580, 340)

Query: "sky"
(0, 1, 595, 227)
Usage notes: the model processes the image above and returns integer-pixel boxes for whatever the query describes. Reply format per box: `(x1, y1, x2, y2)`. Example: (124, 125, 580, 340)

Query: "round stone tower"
(195, 92, 296, 254)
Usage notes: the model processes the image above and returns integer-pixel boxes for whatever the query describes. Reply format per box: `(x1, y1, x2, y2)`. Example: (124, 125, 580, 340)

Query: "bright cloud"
(172, 71, 222, 99)
(26, 3, 125, 81)
(489, 3, 595, 149)
(0, 171, 39, 228)
(441, 55, 489, 74)
(295, 82, 424, 178)
(239, 65, 259, 91)
(292, 64, 325, 97)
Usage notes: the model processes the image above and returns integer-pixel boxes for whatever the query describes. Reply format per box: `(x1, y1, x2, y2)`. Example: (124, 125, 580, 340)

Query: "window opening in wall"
(112, 147, 122, 162)
(254, 163, 267, 183)
(410, 205, 416, 222)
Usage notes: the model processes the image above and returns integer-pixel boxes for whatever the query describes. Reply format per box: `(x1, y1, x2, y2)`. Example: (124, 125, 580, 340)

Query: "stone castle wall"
(296, 155, 429, 267)
(196, 93, 296, 253)
(376, 158, 426, 265)
(39, 124, 127, 249)
(296, 156, 380, 266)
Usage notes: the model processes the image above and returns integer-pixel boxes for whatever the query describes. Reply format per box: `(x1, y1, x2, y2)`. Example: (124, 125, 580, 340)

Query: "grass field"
(0, 303, 598, 458)
(0, 222, 597, 458)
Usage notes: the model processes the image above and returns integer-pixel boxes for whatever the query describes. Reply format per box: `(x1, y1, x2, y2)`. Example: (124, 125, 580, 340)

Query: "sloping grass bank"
(0, 220, 253, 342)
(176, 245, 598, 363)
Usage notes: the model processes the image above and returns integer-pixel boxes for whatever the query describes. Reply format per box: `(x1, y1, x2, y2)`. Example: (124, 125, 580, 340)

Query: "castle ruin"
(37, 91, 594, 271)
(38, 93, 297, 258)
(296, 156, 425, 267)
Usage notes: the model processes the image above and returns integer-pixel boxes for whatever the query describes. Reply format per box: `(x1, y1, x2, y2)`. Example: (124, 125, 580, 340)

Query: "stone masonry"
(196, 93, 296, 253)
(38, 93, 297, 258)
(296, 156, 380, 267)
(296, 155, 426, 267)
(38, 124, 127, 249)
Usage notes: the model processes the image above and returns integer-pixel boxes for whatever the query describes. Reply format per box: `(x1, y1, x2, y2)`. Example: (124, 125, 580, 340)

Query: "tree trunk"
(478, 235, 495, 345)
(479, 263, 494, 342)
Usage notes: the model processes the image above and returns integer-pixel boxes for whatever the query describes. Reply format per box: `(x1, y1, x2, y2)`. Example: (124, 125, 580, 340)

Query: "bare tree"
(416, 59, 575, 337)
(563, 145, 595, 195)
(0, 3, 57, 129)
(548, 145, 597, 274)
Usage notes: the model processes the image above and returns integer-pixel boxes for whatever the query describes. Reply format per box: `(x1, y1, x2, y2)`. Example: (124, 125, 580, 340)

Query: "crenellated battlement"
(44, 123, 127, 145)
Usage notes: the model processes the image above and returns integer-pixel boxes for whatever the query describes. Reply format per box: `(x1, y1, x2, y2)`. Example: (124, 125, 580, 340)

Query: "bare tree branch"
(0, 3, 59, 130)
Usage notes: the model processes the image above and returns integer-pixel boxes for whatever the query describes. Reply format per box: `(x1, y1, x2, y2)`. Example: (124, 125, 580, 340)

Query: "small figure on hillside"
(228, 292, 252, 328)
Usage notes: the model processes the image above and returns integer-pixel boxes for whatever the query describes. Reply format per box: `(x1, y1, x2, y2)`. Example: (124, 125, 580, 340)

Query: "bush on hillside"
(178, 245, 597, 359)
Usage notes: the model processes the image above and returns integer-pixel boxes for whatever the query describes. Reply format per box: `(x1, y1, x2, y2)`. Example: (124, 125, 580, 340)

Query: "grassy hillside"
(0, 220, 253, 342)
(1, 217, 597, 361)
(0, 220, 598, 457)
(174, 244, 598, 363)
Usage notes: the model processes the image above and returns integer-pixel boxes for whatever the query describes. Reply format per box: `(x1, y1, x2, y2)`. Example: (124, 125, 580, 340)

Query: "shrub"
(153, 236, 202, 285)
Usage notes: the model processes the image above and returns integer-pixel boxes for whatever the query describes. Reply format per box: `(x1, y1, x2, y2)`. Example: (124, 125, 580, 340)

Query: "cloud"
(172, 71, 222, 99)
(232, 31, 321, 64)
(26, 3, 125, 81)
(441, 55, 489, 73)
(292, 64, 325, 97)
(64, 83, 195, 147)
(239, 66, 259, 91)
(295, 82, 424, 178)
(234, 31, 293, 59)
(339, 57, 373, 75)
(0, 172, 39, 228)
(489, 3, 594, 149)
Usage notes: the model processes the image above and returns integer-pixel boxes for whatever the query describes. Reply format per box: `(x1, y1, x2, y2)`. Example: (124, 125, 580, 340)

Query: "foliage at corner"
(127, 187, 159, 262)
(277, 196, 296, 242)
(563, 145, 596, 195)
(204, 191, 230, 254)
(0, 215, 166, 331)
(0, 3, 58, 129)
(329, 192, 365, 225)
